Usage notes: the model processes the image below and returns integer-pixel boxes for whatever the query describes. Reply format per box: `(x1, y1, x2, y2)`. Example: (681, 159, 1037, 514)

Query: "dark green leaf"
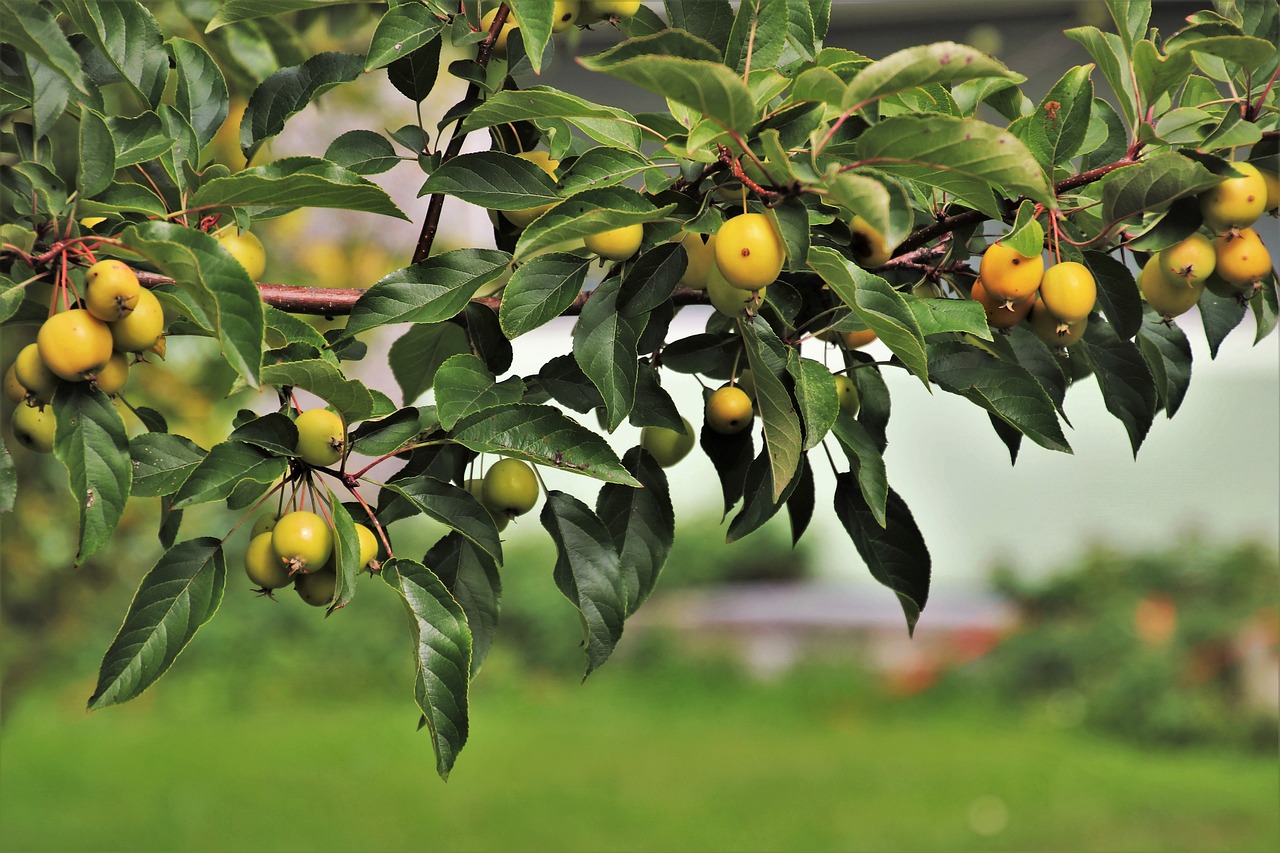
(366, 4, 445, 71)
(130, 432, 207, 497)
(786, 355, 838, 451)
(52, 385, 131, 562)
(617, 243, 685, 317)
(434, 354, 526, 430)
(87, 538, 226, 710)
(1083, 250, 1144, 340)
(842, 42, 1022, 111)
(425, 532, 501, 677)
(381, 558, 471, 781)
(1078, 317, 1157, 456)
(574, 276, 645, 431)
(228, 412, 297, 457)
(168, 38, 228, 148)
(499, 252, 590, 338)
(786, 455, 815, 546)
(508, 0, 554, 74)
(0, 0, 89, 94)
(387, 35, 441, 103)
(104, 111, 172, 168)
(421, 151, 560, 210)
(542, 491, 627, 678)
(260, 358, 394, 423)
(240, 52, 364, 159)
(60, 0, 167, 105)
(1096, 153, 1221, 237)
(514, 187, 671, 261)
(169, 441, 287, 509)
(597, 447, 674, 617)
(190, 156, 406, 219)
(344, 249, 511, 337)
(1198, 288, 1247, 359)
(834, 476, 930, 636)
(629, 363, 684, 432)
(328, 493, 361, 613)
(699, 423, 753, 518)
(384, 475, 503, 563)
(558, 147, 655, 195)
(831, 414, 888, 526)
(740, 317, 802, 501)
(1136, 311, 1192, 417)
(389, 322, 471, 405)
(450, 404, 640, 486)
(325, 130, 399, 176)
(77, 107, 115, 198)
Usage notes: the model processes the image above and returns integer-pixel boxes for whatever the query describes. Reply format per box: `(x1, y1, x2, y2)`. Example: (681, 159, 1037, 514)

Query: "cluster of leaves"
(1, 0, 1277, 778)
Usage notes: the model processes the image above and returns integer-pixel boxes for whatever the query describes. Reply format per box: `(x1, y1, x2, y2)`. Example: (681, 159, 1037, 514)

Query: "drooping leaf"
(834, 476, 930, 636)
(542, 491, 627, 678)
(1083, 249, 1145, 340)
(240, 52, 364, 159)
(327, 493, 361, 614)
(168, 38, 228, 148)
(786, 354, 839, 451)
(1078, 317, 1157, 456)
(573, 276, 645, 432)
(499, 252, 591, 338)
(700, 422, 754, 518)
(740, 317, 802, 501)
(831, 414, 888, 527)
(260, 358, 395, 423)
(425, 532, 502, 677)
(381, 559, 471, 780)
(383, 476, 503, 563)
(1136, 311, 1193, 418)
(617, 242, 686, 317)
(53, 384, 132, 562)
(389, 322, 471, 405)
(596, 447, 674, 617)
(88, 538, 227, 710)
(190, 156, 406, 219)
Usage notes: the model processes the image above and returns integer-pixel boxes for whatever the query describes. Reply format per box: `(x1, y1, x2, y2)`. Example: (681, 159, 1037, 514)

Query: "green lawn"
(1, 662, 1275, 853)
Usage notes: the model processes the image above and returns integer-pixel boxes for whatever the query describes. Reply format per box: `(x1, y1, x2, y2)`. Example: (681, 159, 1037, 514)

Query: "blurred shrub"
(982, 539, 1278, 751)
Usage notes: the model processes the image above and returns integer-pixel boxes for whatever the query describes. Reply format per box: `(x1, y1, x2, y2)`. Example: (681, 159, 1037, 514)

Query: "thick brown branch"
(410, 4, 509, 265)
(891, 157, 1138, 258)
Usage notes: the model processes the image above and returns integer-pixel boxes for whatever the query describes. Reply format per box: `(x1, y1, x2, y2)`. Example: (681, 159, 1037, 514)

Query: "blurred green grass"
(2, 657, 1275, 853)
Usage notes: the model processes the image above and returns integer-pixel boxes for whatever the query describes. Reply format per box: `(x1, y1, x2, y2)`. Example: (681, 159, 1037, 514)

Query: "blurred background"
(2, 1, 1277, 851)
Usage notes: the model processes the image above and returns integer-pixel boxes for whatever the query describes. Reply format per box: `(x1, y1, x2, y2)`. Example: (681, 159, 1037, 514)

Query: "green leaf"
(344, 249, 511, 338)
(434, 354, 526, 430)
(168, 38, 228, 148)
(1096, 152, 1221, 238)
(1013, 64, 1094, 174)
(855, 115, 1054, 208)
(228, 412, 298, 457)
(819, 173, 913, 258)
(1078, 318, 1157, 456)
(617, 243, 686, 317)
(59, 0, 168, 106)
(381, 559, 471, 781)
(842, 42, 1022, 111)
(129, 432, 207, 498)
(557, 147, 655, 195)
(462, 86, 644, 151)
(723, 0, 787, 73)
(786, 355, 839, 451)
(499, 252, 591, 338)
(831, 414, 888, 527)
(579, 31, 757, 133)
(573, 276, 645, 432)
(325, 130, 399, 176)
(206, 0, 340, 30)
(741, 318, 802, 501)
(514, 187, 671, 261)
(663, 0, 734, 54)
(384, 477, 503, 563)
(1001, 200, 1045, 259)
(1136, 312, 1192, 418)
(260, 358, 394, 423)
(906, 296, 992, 340)
(508, 0, 554, 75)
(190, 156, 406, 219)
(328, 493, 361, 613)
(834, 477, 930, 636)
(0, 0, 89, 94)
(0, 439, 15, 514)
(366, 4, 445, 71)
(807, 246, 929, 386)
(1065, 27, 1136, 128)
(542, 491, 627, 679)
(597, 447, 674, 618)
(420, 151, 560, 210)
(425, 532, 501, 677)
(121, 222, 263, 388)
(389, 322, 471, 405)
(387, 34, 441, 103)
(52, 385, 132, 562)
(169, 441, 287, 509)
(926, 340, 1072, 454)
(77, 107, 115, 198)
(88, 539, 226, 709)
(1106, 0, 1151, 53)
(240, 52, 364, 159)
(104, 112, 173, 168)
(1198, 288, 1248, 360)
(786, 456, 815, 546)
(450, 404, 641, 486)
(1083, 250, 1144, 340)
(699, 423, 753, 518)
(350, 407, 435, 457)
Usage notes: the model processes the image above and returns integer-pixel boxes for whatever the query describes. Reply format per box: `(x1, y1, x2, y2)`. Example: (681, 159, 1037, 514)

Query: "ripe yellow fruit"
(707, 263, 766, 318)
(502, 150, 560, 228)
(215, 230, 267, 281)
(971, 278, 1033, 329)
(295, 568, 337, 607)
(244, 532, 291, 590)
(639, 417, 695, 467)
(586, 0, 641, 18)
(677, 232, 717, 290)
(1258, 167, 1279, 212)
(1157, 233, 1216, 285)
(551, 0, 580, 32)
(11, 402, 56, 453)
(705, 386, 753, 434)
(94, 352, 130, 395)
(4, 364, 27, 405)
(979, 242, 1044, 303)
(849, 215, 893, 268)
(480, 9, 518, 60)
(355, 523, 380, 569)
(84, 260, 141, 322)
(482, 458, 540, 517)
(13, 343, 60, 401)
(272, 510, 334, 574)
(1199, 162, 1267, 232)
(842, 328, 878, 349)
(714, 213, 785, 291)
(294, 408, 346, 467)
(1038, 261, 1097, 324)
(110, 287, 165, 352)
(37, 309, 113, 381)
(1139, 256, 1204, 319)
(1213, 227, 1272, 287)
(1029, 297, 1086, 348)
(584, 223, 643, 261)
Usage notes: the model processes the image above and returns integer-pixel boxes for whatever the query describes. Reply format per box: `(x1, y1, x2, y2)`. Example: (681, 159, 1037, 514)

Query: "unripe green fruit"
(466, 478, 510, 531)
(13, 343, 59, 401)
(677, 232, 717, 291)
(11, 402, 56, 453)
(250, 514, 279, 538)
(37, 309, 113, 381)
(294, 408, 346, 467)
(244, 532, 291, 590)
(640, 417, 695, 468)
(272, 510, 334, 573)
(215, 230, 267, 281)
(110, 287, 164, 352)
(355, 523, 380, 568)
(84, 260, 141, 322)
(4, 364, 26, 405)
(714, 213, 785, 290)
(295, 568, 337, 607)
(834, 374, 860, 416)
(705, 386, 754, 434)
(584, 224, 644, 261)
(707, 263, 766, 318)
(482, 458, 540, 517)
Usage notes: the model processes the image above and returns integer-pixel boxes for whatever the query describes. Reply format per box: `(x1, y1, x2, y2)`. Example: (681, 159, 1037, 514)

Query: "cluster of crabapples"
(1138, 162, 1276, 319)
(5, 259, 165, 452)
